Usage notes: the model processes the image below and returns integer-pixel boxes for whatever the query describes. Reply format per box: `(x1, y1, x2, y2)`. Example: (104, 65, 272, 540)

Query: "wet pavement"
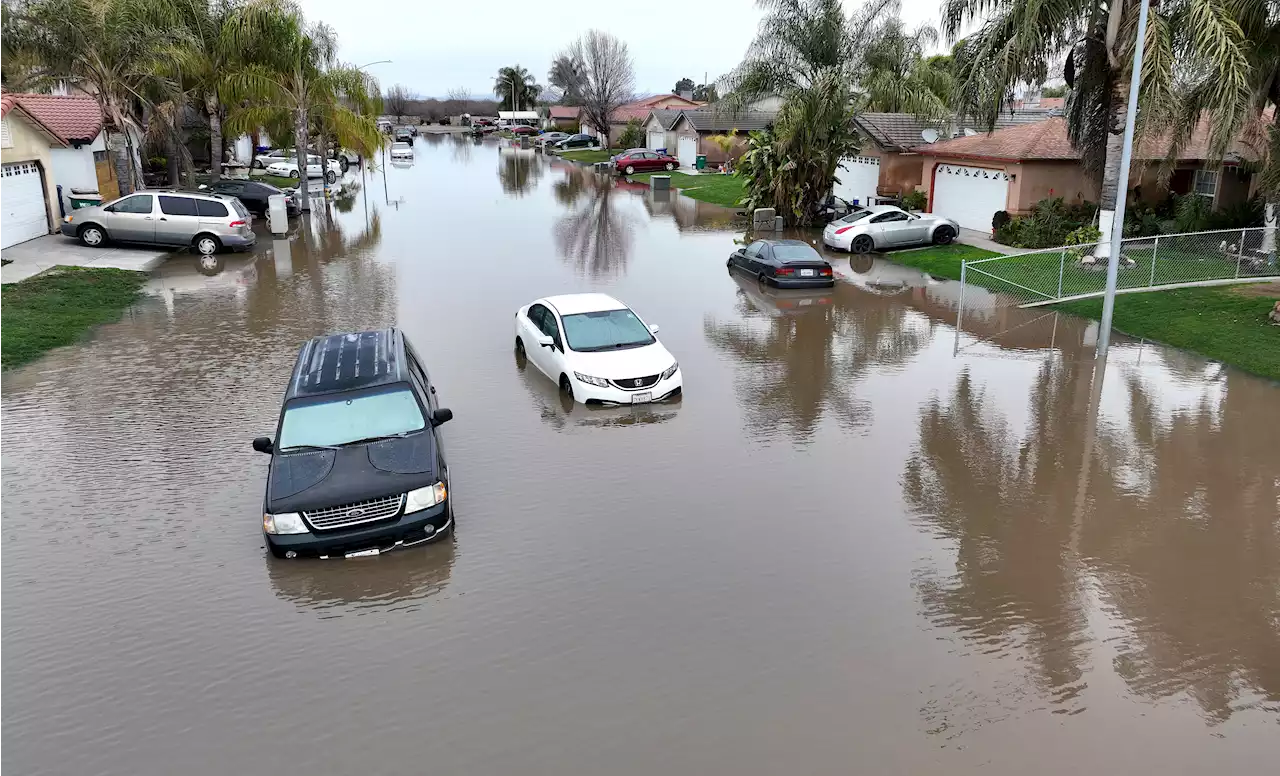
(3, 135, 1278, 775)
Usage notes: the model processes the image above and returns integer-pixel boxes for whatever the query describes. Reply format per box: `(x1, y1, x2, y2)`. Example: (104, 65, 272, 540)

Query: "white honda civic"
(514, 293, 682, 405)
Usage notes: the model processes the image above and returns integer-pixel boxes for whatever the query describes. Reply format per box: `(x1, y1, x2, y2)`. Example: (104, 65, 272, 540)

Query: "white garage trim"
(833, 155, 880, 207)
(677, 136, 698, 169)
(647, 130, 666, 152)
(930, 163, 1010, 232)
(2, 161, 51, 249)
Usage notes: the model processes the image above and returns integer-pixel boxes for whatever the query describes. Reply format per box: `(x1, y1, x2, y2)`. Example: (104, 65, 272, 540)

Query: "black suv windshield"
(278, 385, 424, 450)
(562, 309, 655, 352)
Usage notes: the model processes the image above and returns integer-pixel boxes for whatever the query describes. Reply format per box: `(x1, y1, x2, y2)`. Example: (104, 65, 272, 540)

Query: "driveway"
(1, 234, 171, 284)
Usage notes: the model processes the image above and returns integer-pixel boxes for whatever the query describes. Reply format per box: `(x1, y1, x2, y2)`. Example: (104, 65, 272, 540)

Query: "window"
(159, 195, 199, 216)
(538, 308, 560, 339)
(214, 181, 245, 194)
(278, 385, 425, 450)
(837, 208, 871, 224)
(93, 150, 108, 163)
(196, 199, 229, 218)
(744, 241, 765, 257)
(871, 211, 908, 223)
(561, 309, 655, 352)
(1194, 169, 1218, 198)
(112, 194, 153, 214)
(527, 304, 547, 330)
(773, 243, 821, 261)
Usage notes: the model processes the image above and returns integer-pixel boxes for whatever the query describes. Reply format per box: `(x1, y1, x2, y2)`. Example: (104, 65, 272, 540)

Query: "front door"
(156, 195, 201, 246)
(106, 194, 157, 243)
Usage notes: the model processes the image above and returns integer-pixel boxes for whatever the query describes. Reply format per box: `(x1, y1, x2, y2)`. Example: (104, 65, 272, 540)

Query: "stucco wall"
(878, 151, 924, 197)
(1013, 161, 1095, 211)
(1, 114, 60, 236)
(49, 132, 104, 214)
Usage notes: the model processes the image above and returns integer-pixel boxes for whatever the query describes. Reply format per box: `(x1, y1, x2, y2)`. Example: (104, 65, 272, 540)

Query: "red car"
(510, 125, 538, 135)
(612, 149, 679, 175)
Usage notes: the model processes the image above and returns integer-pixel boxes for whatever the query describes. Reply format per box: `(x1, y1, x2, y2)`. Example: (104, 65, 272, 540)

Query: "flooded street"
(3, 134, 1278, 774)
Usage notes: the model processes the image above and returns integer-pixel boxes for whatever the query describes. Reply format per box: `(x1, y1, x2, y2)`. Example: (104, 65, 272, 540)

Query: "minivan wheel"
(194, 234, 221, 256)
(78, 224, 106, 247)
(559, 374, 574, 401)
(850, 235, 874, 254)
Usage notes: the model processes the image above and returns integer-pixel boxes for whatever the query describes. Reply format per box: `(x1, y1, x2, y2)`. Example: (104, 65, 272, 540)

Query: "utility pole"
(1098, 0, 1152, 350)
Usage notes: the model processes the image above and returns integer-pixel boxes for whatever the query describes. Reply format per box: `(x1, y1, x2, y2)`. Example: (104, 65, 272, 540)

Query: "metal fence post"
(955, 261, 967, 356)
(1149, 235, 1159, 288)
(1057, 248, 1065, 298)
(1236, 228, 1246, 278)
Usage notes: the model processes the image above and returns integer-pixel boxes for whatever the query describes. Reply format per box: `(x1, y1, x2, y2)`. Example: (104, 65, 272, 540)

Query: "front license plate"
(631, 391, 652, 404)
(800, 269, 815, 277)
(345, 548, 380, 558)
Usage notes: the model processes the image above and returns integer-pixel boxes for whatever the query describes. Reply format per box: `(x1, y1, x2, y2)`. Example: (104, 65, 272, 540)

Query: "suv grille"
(303, 494, 404, 531)
(609, 374, 661, 391)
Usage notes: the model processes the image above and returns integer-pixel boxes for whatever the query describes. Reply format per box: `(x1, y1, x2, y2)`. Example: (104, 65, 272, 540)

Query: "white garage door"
(2, 162, 50, 249)
(677, 136, 698, 169)
(931, 164, 1010, 232)
(833, 156, 880, 207)
(647, 131, 666, 152)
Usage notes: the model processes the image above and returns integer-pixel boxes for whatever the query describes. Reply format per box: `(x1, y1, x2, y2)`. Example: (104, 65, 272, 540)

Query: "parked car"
(252, 147, 292, 169)
(809, 194, 855, 224)
(514, 293, 682, 405)
(611, 149, 678, 175)
(822, 204, 958, 253)
(389, 142, 414, 161)
(204, 179, 298, 216)
(555, 134, 598, 150)
(510, 125, 538, 135)
(265, 154, 341, 183)
(536, 131, 569, 147)
(393, 126, 414, 143)
(727, 239, 835, 288)
(252, 328, 455, 559)
(62, 190, 255, 255)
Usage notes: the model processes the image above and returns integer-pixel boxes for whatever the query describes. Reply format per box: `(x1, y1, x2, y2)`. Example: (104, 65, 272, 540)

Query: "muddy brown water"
(3, 138, 1278, 775)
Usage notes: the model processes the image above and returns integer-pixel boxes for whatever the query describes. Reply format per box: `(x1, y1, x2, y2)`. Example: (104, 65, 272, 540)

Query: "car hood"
(265, 432, 439, 513)
(565, 342, 676, 379)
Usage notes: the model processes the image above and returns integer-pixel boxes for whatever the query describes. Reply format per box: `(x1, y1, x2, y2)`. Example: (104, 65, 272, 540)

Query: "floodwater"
(3, 134, 1278, 775)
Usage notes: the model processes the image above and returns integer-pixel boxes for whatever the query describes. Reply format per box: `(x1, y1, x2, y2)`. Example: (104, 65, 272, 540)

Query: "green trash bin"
(69, 190, 103, 209)
(695, 154, 706, 170)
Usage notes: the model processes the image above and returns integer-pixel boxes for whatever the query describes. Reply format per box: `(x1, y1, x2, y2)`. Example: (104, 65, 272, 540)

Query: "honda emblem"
(634, 379, 643, 387)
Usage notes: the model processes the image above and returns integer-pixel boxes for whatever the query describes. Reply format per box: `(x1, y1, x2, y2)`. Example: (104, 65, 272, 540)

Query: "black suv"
(252, 328, 454, 559)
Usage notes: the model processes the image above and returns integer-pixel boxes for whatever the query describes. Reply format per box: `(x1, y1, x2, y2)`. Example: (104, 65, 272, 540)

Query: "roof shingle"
(676, 109, 777, 133)
(0, 92, 102, 144)
(854, 109, 1056, 150)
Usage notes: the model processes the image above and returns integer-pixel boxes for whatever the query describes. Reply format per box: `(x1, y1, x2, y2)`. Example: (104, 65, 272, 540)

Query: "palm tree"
(860, 18, 952, 121)
(2, 0, 188, 193)
(222, 0, 382, 211)
(171, 0, 240, 182)
(942, 0, 1251, 259)
(494, 65, 539, 112)
(548, 53, 584, 105)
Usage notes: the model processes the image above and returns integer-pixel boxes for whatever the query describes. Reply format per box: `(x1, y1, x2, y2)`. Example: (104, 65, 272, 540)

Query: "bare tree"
(567, 31, 633, 145)
(384, 83, 412, 120)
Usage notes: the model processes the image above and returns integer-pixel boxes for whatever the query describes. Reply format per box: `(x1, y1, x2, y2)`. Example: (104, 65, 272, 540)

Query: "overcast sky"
(299, 0, 947, 99)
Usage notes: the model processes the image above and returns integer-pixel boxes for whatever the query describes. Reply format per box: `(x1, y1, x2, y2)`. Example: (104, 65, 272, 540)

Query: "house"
(548, 106, 581, 130)
(581, 94, 704, 147)
(834, 110, 1056, 208)
(642, 109, 683, 153)
(2, 92, 114, 249)
(667, 109, 777, 168)
(916, 116, 1258, 232)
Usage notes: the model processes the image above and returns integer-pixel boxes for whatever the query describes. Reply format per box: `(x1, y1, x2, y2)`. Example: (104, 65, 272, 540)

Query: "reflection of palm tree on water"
(498, 152, 543, 196)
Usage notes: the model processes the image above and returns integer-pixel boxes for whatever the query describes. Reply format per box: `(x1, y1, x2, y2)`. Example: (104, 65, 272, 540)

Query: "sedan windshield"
(278, 385, 424, 450)
(562, 309, 655, 352)
(836, 208, 872, 224)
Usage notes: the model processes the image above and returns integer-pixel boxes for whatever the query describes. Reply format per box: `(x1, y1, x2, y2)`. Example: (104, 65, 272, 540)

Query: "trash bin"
(695, 154, 707, 170)
(69, 189, 103, 209)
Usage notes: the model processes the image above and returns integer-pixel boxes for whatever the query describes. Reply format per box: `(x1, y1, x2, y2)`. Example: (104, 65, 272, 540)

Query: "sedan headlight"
(661, 361, 679, 380)
(574, 372, 611, 388)
(263, 511, 307, 535)
(405, 482, 447, 514)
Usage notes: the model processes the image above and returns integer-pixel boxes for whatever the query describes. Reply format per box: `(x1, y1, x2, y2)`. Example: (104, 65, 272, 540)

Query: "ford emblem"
(346, 508, 366, 518)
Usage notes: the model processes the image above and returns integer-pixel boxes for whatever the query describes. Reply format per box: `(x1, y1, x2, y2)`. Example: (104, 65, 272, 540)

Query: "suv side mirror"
(431, 408, 453, 426)
(252, 436, 274, 454)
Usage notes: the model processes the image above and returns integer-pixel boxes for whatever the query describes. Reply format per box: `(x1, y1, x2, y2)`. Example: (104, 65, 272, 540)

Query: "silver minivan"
(61, 190, 257, 255)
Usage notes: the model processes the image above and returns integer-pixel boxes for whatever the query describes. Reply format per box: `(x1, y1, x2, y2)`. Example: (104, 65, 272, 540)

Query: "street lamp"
(358, 59, 392, 70)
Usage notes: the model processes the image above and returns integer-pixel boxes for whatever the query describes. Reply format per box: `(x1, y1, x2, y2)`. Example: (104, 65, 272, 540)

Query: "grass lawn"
(886, 244, 1280, 380)
(2, 266, 147, 369)
(558, 148, 616, 164)
(628, 171, 747, 208)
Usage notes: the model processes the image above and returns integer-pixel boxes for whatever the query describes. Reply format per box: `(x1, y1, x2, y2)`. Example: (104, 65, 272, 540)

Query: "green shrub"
(901, 189, 927, 211)
(992, 197, 1097, 248)
(1064, 224, 1103, 261)
(617, 118, 645, 150)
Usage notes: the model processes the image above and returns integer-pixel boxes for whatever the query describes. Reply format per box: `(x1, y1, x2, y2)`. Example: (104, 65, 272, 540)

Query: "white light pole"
(1098, 0, 1152, 350)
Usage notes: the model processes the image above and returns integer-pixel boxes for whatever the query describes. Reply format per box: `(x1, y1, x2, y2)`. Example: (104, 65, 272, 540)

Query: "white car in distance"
(514, 293, 682, 405)
(265, 154, 341, 183)
(389, 142, 414, 161)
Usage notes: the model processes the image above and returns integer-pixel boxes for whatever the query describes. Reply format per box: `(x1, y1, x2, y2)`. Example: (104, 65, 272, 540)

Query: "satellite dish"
(963, 128, 978, 136)
(921, 128, 939, 143)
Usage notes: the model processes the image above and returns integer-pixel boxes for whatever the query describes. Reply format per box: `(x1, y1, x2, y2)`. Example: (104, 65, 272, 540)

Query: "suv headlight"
(263, 512, 307, 535)
(574, 372, 611, 388)
(661, 361, 679, 380)
(405, 482, 447, 514)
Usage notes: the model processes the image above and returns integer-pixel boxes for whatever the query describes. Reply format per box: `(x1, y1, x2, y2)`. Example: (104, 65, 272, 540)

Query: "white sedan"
(389, 142, 414, 161)
(265, 154, 341, 183)
(822, 204, 959, 253)
(514, 293, 682, 405)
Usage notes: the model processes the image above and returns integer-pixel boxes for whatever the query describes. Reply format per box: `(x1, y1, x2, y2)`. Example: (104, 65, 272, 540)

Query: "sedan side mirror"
(648, 324, 660, 334)
(431, 408, 453, 426)
(252, 436, 274, 454)
(535, 333, 554, 349)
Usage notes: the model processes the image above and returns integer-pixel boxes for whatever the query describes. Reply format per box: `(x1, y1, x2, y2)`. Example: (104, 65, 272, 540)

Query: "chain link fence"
(961, 227, 1280, 309)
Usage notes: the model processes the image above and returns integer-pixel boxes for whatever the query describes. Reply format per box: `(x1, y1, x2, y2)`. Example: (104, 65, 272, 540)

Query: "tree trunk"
(108, 130, 135, 195)
(206, 94, 223, 182)
(294, 106, 311, 212)
(165, 132, 181, 187)
(1091, 116, 1126, 261)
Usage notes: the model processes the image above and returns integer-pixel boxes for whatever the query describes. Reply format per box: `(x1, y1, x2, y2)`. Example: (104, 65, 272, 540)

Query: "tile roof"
(1, 91, 68, 146)
(549, 105, 580, 120)
(631, 94, 702, 109)
(854, 109, 1056, 150)
(676, 109, 777, 132)
(0, 92, 102, 144)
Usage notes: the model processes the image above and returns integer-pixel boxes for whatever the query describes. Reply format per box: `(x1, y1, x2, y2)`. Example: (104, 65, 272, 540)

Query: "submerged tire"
(559, 374, 574, 402)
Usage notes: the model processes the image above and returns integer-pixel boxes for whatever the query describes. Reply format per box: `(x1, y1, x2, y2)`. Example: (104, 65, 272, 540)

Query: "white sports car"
(265, 154, 342, 183)
(822, 204, 959, 253)
(514, 293, 682, 405)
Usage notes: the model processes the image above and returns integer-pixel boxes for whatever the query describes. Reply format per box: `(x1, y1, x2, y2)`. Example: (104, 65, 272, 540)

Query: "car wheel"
(194, 234, 221, 256)
(625, 164, 635, 175)
(850, 235, 874, 254)
(252, 159, 264, 169)
(757, 272, 771, 287)
(266, 541, 289, 559)
(514, 337, 527, 368)
(78, 224, 106, 248)
(325, 170, 337, 184)
(559, 374, 574, 402)
(932, 226, 956, 245)
(665, 162, 674, 171)
(339, 157, 350, 173)
(289, 170, 300, 179)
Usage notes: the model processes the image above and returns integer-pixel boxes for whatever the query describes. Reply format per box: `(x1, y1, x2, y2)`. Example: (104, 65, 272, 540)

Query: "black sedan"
(206, 179, 297, 216)
(727, 239, 835, 288)
(556, 133, 599, 150)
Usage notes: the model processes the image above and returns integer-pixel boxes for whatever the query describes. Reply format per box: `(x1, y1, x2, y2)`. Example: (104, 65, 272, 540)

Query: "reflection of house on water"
(498, 145, 542, 196)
